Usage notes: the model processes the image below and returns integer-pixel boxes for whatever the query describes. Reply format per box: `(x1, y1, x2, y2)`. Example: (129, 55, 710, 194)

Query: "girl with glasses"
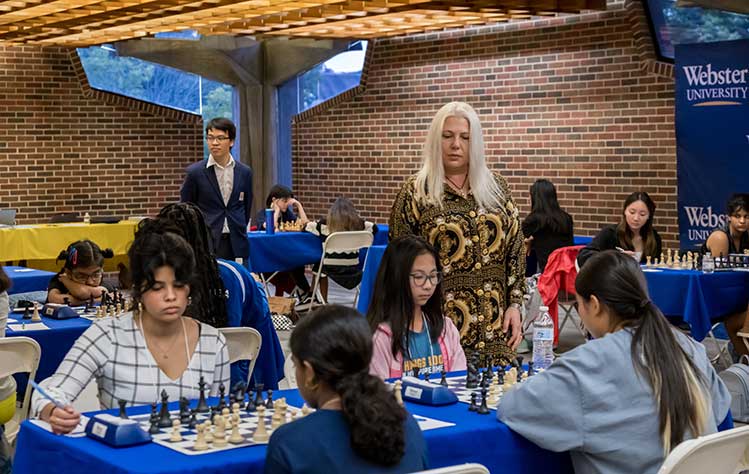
(47, 240, 114, 305)
(367, 236, 466, 379)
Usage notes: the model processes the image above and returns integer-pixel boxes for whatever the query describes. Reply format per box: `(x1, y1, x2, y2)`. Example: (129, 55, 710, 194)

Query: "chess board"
(130, 405, 302, 456)
(441, 375, 513, 411)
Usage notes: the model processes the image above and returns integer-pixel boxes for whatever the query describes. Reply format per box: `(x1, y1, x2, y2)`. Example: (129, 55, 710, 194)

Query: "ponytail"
(336, 371, 406, 466)
(576, 251, 709, 454)
(631, 301, 709, 454)
(56, 240, 111, 270)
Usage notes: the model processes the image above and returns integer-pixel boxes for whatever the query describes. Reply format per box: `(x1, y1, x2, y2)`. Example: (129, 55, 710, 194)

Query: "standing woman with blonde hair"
(389, 101, 526, 366)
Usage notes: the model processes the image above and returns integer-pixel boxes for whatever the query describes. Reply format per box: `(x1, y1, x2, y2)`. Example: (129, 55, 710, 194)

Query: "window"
(276, 41, 368, 185)
(646, 0, 749, 60)
(77, 45, 235, 158)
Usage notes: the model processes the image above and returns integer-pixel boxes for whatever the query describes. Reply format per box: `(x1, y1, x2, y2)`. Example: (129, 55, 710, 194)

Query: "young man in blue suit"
(181, 117, 253, 268)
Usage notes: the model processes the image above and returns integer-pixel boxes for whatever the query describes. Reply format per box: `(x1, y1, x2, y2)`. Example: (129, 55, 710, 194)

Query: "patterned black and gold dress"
(389, 172, 526, 366)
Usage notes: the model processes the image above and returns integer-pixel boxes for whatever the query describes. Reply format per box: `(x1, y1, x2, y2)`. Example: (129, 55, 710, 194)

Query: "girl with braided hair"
(265, 305, 428, 474)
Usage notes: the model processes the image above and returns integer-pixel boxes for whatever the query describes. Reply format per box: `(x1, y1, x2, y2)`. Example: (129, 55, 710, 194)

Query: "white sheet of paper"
(12, 268, 35, 273)
(8, 322, 49, 331)
(29, 415, 90, 437)
(641, 268, 663, 273)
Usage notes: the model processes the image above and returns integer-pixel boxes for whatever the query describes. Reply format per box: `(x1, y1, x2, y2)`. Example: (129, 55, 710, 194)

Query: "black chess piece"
(468, 392, 478, 412)
(149, 403, 160, 434)
(528, 361, 535, 376)
(158, 389, 172, 428)
(188, 409, 198, 429)
(179, 397, 190, 424)
(232, 382, 246, 410)
(412, 367, 420, 379)
(254, 384, 265, 407)
(196, 376, 209, 413)
(87, 295, 95, 313)
(218, 383, 226, 410)
(118, 399, 128, 419)
(245, 392, 256, 413)
(465, 363, 479, 389)
(440, 369, 448, 387)
(22, 307, 30, 320)
(63, 296, 70, 306)
(477, 388, 490, 415)
(265, 389, 274, 409)
(424, 372, 430, 383)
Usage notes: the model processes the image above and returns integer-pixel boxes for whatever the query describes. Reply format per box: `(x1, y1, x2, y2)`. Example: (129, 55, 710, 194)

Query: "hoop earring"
(137, 302, 143, 315)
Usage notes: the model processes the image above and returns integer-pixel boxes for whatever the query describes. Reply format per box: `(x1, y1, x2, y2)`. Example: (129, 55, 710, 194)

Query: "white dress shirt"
(206, 154, 236, 234)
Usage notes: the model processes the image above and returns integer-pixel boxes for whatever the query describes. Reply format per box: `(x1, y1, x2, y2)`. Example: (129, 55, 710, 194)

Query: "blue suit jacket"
(180, 159, 253, 258)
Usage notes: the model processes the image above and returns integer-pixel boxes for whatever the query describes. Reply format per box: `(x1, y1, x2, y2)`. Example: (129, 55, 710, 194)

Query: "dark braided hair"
(134, 202, 228, 328)
(56, 240, 113, 271)
(291, 305, 408, 466)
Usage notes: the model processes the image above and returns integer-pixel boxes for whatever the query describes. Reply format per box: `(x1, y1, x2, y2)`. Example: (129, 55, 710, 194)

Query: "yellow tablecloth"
(0, 221, 138, 271)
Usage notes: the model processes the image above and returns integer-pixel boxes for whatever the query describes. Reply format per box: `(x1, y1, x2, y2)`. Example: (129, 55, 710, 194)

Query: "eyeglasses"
(70, 269, 103, 283)
(410, 272, 442, 288)
(206, 135, 230, 143)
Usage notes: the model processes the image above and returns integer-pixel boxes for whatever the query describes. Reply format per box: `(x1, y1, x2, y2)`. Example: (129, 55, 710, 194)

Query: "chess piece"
(412, 367, 420, 379)
(118, 399, 128, 419)
(265, 389, 274, 409)
(393, 380, 403, 406)
(170, 419, 183, 442)
(301, 404, 311, 417)
(423, 372, 430, 383)
(232, 402, 241, 417)
(477, 388, 490, 414)
(196, 376, 209, 413)
(149, 403, 160, 435)
(254, 384, 265, 407)
(158, 389, 172, 428)
(229, 414, 243, 443)
(528, 360, 535, 376)
(465, 362, 479, 389)
(180, 397, 191, 424)
(468, 392, 478, 412)
(252, 405, 270, 443)
(271, 410, 282, 430)
(188, 409, 198, 429)
(22, 306, 30, 320)
(646, 255, 652, 266)
(31, 303, 41, 322)
(218, 383, 226, 410)
(245, 392, 256, 413)
(213, 415, 227, 447)
(193, 424, 208, 451)
(204, 420, 213, 443)
(440, 369, 448, 387)
(488, 383, 500, 406)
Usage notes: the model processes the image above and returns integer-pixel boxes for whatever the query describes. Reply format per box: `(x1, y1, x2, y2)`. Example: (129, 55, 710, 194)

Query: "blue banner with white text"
(676, 39, 749, 249)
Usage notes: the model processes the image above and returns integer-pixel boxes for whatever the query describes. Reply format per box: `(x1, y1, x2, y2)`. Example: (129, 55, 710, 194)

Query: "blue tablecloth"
(645, 269, 749, 341)
(5, 266, 55, 295)
(247, 232, 322, 274)
(356, 245, 387, 315)
(573, 235, 593, 245)
(13, 385, 573, 474)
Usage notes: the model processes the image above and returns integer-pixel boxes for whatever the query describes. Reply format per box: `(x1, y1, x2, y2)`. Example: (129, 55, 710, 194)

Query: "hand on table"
(43, 403, 81, 435)
(503, 306, 523, 350)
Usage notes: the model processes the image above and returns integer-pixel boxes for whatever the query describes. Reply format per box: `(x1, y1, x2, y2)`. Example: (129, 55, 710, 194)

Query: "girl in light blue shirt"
(499, 250, 731, 474)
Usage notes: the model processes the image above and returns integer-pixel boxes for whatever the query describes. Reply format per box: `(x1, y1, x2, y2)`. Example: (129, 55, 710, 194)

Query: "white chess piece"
(204, 419, 213, 443)
(193, 424, 208, 451)
(170, 419, 182, 442)
(213, 415, 227, 447)
(393, 380, 404, 406)
(252, 405, 270, 443)
(229, 414, 244, 443)
(31, 303, 41, 322)
(301, 404, 311, 417)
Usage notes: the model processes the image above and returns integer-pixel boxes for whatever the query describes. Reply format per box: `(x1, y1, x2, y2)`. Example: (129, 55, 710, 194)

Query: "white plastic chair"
(0, 336, 41, 446)
(283, 353, 297, 389)
(218, 327, 262, 387)
(410, 463, 489, 474)
(657, 425, 749, 474)
(309, 230, 374, 308)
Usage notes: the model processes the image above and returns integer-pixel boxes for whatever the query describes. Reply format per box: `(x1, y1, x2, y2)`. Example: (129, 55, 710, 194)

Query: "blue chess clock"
(400, 376, 458, 406)
(85, 414, 151, 447)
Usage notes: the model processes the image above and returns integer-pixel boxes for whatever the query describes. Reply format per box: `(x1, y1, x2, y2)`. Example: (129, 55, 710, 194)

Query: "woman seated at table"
(499, 251, 731, 474)
(577, 191, 662, 268)
(265, 305, 428, 474)
(31, 231, 230, 434)
(255, 185, 313, 307)
(367, 236, 466, 379)
(47, 240, 115, 305)
(305, 197, 378, 301)
(702, 193, 749, 357)
(0, 266, 15, 474)
(522, 179, 574, 273)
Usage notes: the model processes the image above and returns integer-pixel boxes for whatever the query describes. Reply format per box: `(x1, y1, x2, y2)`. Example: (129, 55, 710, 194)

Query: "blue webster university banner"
(676, 39, 749, 249)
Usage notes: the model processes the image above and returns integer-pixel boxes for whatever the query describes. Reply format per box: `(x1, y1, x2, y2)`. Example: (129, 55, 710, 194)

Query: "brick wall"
(0, 46, 203, 224)
(292, 0, 680, 248)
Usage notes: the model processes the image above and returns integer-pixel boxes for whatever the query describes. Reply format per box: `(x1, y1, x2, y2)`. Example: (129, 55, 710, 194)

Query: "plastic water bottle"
(83, 212, 91, 224)
(702, 252, 714, 274)
(533, 305, 555, 371)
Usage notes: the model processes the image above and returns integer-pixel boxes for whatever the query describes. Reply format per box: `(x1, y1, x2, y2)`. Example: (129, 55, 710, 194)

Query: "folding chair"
(0, 336, 41, 446)
(309, 230, 374, 309)
(218, 327, 262, 387)
(409, 463, 489, 474)
(657, 425, 749, 474)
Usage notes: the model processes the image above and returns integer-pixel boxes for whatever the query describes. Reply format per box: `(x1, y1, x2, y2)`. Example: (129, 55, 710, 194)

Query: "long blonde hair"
(414, 101, 504, 211)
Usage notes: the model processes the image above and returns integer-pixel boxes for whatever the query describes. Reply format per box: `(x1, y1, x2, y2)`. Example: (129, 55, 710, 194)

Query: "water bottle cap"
(539, 305, 549, 312)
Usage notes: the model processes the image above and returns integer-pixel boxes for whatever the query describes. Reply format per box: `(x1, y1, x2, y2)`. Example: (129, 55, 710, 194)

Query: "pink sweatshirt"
(370, 317, 467, 379)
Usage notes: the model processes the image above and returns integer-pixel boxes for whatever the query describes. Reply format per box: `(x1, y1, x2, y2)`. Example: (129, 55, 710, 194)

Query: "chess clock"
(400, 376, 458, 406)
(85, 414, 152, 447)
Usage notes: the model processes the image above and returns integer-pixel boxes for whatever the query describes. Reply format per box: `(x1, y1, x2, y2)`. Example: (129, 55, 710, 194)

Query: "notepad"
(8, 322, 49, 331)
(29, 415, 90, 437)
